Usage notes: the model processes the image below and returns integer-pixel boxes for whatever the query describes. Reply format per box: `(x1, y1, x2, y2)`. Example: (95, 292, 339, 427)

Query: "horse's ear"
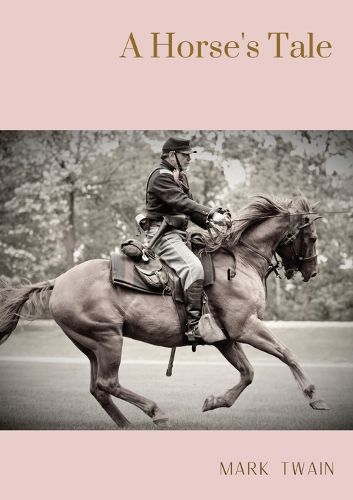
(287, 200, 293, 208)
(312, 201, 320, 210)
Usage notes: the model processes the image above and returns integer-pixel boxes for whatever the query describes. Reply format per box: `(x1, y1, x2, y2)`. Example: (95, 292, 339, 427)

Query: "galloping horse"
(0, 195, 329, 428)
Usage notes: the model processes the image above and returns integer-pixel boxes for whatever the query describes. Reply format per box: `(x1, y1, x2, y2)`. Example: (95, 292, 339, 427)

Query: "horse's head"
(276, 200, 320, 282)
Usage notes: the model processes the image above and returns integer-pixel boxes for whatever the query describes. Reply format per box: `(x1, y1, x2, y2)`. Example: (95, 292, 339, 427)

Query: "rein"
(238, 240, 282, 277)
(231, 210, 350, 223)
(208, 208, 348, 282)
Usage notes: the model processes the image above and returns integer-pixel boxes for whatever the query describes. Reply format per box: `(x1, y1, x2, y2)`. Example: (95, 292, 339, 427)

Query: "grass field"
(0, 320, 352, 430)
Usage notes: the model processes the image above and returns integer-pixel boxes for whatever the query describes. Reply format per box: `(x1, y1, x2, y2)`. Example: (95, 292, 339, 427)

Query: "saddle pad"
(111, 253, 170, 295)
(111, 252, 187, 333)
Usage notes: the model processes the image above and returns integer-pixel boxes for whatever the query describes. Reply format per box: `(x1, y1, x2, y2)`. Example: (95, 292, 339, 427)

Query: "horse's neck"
(238, 218, 289, 275)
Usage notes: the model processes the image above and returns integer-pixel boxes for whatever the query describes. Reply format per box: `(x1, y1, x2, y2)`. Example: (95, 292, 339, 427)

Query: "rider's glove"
(211, 210, 232, 227)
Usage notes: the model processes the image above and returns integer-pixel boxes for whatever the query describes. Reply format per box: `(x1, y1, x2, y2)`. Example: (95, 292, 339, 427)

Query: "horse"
(0, 195, 329, 428)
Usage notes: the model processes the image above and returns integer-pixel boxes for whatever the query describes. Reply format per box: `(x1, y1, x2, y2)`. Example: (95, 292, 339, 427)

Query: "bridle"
(235, 214, 322, 281)
(276, 215, 321, 276)
(207, 211, 323, 281)
(208, 208, 349, 281)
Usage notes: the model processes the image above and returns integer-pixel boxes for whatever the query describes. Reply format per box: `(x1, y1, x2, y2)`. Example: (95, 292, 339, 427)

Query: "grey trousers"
(146, 225, 204, 290)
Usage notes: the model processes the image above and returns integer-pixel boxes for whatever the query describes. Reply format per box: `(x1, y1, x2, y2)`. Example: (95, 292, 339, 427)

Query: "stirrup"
(186, 326, 202, 343)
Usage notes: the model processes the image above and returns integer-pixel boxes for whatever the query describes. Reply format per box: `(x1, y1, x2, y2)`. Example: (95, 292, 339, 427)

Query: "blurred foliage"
(0, 130, 352, 320)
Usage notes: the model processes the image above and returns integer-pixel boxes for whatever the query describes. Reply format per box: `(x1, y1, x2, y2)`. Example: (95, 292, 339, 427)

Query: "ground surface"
(0, 320, 352, 430)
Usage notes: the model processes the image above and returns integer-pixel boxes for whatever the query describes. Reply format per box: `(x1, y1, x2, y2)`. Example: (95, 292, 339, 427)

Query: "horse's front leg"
(203, 340, 254, 412)
(239, 316, 330, 410)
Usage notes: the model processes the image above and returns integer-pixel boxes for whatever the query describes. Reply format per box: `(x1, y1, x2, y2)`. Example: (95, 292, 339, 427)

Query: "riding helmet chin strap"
(172, 151, 184, 185)
(173, 151, 183, 171)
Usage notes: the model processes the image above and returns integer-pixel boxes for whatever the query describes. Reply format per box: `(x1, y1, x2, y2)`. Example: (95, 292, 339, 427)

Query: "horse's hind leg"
(203, 340, 254, 412)
(239, 317, 329, 410)
(95, 333, 169, 428)
(69, 338, 130, 428)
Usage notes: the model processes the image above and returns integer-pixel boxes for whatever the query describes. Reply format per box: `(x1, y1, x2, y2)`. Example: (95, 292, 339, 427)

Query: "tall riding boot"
(184, 279, 204, 342)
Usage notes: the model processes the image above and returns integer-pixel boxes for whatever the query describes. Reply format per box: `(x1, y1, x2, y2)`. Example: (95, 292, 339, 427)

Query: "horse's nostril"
(312, 272, 317, 278)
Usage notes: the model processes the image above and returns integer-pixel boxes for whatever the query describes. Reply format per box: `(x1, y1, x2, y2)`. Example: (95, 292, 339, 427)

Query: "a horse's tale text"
(119, 32, 333, 59)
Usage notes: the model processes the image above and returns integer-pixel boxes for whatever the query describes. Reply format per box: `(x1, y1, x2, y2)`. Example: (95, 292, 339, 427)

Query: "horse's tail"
(0, 279, 55, 345)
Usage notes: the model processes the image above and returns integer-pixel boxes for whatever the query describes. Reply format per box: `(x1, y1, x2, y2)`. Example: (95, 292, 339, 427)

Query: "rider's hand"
(212, 211, 231, 226)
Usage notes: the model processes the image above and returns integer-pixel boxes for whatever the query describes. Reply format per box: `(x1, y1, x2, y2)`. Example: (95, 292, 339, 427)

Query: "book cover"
(0, 1, 351, 499)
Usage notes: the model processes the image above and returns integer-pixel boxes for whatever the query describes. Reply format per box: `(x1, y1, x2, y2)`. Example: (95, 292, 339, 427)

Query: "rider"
(145, 137, 231, 342)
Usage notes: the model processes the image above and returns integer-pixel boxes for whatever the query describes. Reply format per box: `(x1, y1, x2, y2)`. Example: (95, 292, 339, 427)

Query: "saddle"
(112, 233, 214, 292)
(110, 233, 215, 335)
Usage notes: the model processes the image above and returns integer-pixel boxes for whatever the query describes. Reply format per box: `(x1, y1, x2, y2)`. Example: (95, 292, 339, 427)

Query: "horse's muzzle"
(302, 270, 318, 282)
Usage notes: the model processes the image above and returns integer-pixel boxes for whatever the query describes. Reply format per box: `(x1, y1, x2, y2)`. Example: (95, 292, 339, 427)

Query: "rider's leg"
(150, 229, 204, 341)
(184, 278, 204, 340)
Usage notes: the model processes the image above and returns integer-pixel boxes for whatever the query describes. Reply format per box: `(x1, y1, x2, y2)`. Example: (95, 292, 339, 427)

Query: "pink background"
(0, 0, 351, 498)
(0, 431, 349, 498)
(0, 0, 352, 129)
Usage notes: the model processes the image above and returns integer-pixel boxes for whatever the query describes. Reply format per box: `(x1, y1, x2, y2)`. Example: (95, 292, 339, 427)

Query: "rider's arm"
(149, 170, 212, 228)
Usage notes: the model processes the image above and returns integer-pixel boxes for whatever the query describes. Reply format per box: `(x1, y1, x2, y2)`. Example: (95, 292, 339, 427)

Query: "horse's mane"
(204, 194, 308, 252)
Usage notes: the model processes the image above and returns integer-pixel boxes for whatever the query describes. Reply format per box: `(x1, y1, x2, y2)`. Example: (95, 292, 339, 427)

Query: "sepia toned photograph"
(0, 130, 352, 430)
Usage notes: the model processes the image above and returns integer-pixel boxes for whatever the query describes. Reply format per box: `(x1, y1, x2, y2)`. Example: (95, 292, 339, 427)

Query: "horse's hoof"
(310, 399, 330, 410)
(304, 384, 315, 399)
(202, 395, 216, 412)
(153, 417, 170, 429)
